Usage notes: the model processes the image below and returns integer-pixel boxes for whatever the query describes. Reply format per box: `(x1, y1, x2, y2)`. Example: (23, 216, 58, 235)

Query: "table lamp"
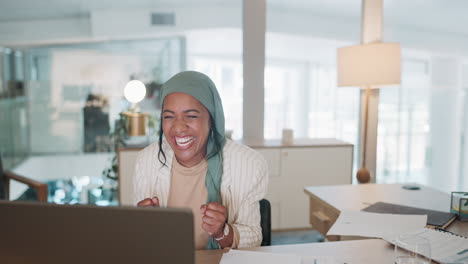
(122, 80, 147, 136)
(337, 42, 401, 183)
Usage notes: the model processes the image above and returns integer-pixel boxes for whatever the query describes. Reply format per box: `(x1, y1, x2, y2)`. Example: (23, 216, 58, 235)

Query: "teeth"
(175, 136, 194, 147)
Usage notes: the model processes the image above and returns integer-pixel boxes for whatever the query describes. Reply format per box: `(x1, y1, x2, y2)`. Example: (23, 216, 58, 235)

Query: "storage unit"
(248, 139, 353, 230)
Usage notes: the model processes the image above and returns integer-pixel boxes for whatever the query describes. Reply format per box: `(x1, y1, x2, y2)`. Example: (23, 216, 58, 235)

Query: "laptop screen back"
(0, 201, 194, 264)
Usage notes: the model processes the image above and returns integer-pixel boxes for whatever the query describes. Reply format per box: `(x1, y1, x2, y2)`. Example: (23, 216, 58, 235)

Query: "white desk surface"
(196, 183, 466, 264)
(304, 183, 450, 212)
(304, 183, 468, 236)
(196, 239, 395, 264)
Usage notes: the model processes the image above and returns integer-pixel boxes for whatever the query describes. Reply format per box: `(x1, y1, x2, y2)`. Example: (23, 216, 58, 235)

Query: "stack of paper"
(327, 211, 468, 263)
(383, 228, 468, 264)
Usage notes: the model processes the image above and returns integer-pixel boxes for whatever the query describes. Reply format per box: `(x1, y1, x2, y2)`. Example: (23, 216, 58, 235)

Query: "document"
(327, 210, 427, 238)
(220, 250, 301, 264)
(362, 202, 456, 228)
(220, 250, 340, 264)
(383, 227, 468, 264)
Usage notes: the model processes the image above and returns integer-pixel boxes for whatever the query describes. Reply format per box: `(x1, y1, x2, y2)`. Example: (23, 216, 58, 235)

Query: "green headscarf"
(160, 71, 226, 249)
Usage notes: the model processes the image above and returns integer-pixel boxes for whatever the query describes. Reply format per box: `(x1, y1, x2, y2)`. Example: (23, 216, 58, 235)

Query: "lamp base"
(122, 112, 147, 136)
(356, 168, 371, 184)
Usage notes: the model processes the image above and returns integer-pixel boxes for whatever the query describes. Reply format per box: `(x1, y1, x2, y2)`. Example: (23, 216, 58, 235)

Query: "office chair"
(260, 198, 271, 246)
(0, 154, 48, 202)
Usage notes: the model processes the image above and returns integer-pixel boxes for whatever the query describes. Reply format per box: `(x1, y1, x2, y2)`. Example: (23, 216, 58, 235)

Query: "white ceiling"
(0, 0, 467, 37)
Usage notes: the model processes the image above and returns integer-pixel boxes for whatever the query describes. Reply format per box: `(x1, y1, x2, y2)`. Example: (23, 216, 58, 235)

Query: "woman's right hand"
(137, 197, 160, 207)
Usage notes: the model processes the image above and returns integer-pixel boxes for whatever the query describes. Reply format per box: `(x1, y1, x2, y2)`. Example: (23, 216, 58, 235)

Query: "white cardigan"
(133, 139, 269, 248)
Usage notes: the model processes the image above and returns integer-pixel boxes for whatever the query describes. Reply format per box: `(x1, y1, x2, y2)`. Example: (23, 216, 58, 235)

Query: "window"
(186, 28, 243, 139)
(264, 28, 361, 171)
(377, 59, 431, 185)
(382, 0, 468, 191)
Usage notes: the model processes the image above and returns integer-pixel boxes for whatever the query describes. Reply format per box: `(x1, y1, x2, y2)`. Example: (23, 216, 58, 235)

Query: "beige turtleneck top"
(167, 158, 209, 250)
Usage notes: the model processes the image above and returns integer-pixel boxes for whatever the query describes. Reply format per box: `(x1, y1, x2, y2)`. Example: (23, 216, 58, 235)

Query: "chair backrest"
(259, 198, 271, 246)
(0, 154, 6, 199)
(0, 154, 48, 202)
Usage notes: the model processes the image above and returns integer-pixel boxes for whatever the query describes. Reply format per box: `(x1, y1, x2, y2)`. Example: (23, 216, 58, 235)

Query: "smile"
(175, 136, 194, 147)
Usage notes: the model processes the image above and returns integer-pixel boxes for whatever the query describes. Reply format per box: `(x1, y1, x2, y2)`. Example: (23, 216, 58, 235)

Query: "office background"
(0, 0, 467, 197)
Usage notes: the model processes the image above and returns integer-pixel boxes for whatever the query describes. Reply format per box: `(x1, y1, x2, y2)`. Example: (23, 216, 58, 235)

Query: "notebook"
(383, 227, 468, 264)
(362, 202, 457, 229)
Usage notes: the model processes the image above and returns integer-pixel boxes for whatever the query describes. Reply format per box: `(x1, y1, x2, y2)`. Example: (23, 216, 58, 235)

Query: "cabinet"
(250, 139, 353, 230)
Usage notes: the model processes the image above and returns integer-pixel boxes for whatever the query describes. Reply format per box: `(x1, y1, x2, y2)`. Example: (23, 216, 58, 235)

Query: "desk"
(10, 153, 113, 201)
(304, 183, 468, 241)
(196, 239, 395, 264)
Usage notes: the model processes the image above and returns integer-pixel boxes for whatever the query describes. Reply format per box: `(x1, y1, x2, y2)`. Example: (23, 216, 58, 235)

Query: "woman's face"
(162, 92, 211, 167)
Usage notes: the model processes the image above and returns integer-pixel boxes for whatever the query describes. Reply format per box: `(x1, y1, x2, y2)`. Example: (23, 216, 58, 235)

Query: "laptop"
(0, 201, 194, 264)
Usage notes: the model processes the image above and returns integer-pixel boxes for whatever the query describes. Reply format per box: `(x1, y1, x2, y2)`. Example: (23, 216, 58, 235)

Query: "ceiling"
(0, 0, 467, 37)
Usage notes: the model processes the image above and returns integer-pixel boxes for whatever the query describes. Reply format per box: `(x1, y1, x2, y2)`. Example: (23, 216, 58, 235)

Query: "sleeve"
(231, 154, 269, 248)
(132, 151, 151, 206)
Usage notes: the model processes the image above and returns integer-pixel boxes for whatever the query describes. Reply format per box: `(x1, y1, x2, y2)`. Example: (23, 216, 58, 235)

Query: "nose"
(173, 117, 188, 134)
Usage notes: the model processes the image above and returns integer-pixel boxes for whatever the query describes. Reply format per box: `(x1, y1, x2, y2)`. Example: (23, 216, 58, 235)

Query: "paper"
(301, 256, 343, 264)
(220, 250, 341, 264)
(220, 250, 301, 264)
(327, 210, 427, 238)
(383, 227, 468, 264)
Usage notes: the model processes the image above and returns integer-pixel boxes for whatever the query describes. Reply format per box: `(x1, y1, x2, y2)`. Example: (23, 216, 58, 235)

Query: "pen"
(435, 227, 448, 232)
(435, 227, 467, 238)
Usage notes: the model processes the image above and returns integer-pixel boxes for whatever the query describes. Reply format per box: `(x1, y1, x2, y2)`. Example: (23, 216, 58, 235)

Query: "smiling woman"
(132, 71, 269, 250)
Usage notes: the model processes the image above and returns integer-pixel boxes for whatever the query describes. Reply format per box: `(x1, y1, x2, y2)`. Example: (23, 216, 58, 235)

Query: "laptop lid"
(0, 201, 194, 264)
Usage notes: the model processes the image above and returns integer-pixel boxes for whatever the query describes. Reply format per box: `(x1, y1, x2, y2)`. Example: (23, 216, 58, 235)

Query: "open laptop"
(0, 201, 194, 264)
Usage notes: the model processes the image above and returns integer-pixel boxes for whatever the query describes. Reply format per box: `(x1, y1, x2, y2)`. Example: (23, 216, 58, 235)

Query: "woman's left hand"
(200, 202, 227, 237)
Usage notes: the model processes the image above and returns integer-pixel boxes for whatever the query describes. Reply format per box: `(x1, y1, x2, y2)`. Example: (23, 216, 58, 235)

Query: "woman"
(133, 71, 268, 250)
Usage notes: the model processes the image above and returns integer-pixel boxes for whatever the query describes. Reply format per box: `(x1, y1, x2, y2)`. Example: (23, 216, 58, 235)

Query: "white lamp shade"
(124, 80, 146, 103)
(337, 43, 401, 88)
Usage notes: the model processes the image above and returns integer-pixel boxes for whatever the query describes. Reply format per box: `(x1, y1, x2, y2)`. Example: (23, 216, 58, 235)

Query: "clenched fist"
(137, 197, 160, 207)
(200, 202, 227, 238)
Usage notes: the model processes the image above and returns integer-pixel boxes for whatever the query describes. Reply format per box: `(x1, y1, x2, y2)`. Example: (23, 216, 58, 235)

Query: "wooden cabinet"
(251, 139, 353, 230)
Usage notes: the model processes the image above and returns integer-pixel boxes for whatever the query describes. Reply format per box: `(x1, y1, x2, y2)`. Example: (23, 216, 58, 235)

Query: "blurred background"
(0, 0, 467, 201)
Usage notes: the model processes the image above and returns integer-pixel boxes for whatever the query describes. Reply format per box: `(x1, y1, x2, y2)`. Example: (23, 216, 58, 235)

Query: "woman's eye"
(163, 116, 173, 119)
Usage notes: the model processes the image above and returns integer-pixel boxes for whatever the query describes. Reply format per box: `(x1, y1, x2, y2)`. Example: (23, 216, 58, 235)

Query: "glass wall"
(0, 48, 28, 169)
(24, 38, 183, 154)
(0, 0, 243, 202)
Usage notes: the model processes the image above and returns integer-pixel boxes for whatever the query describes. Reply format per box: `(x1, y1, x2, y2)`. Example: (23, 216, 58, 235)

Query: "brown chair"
(0, 155, 48, 202)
